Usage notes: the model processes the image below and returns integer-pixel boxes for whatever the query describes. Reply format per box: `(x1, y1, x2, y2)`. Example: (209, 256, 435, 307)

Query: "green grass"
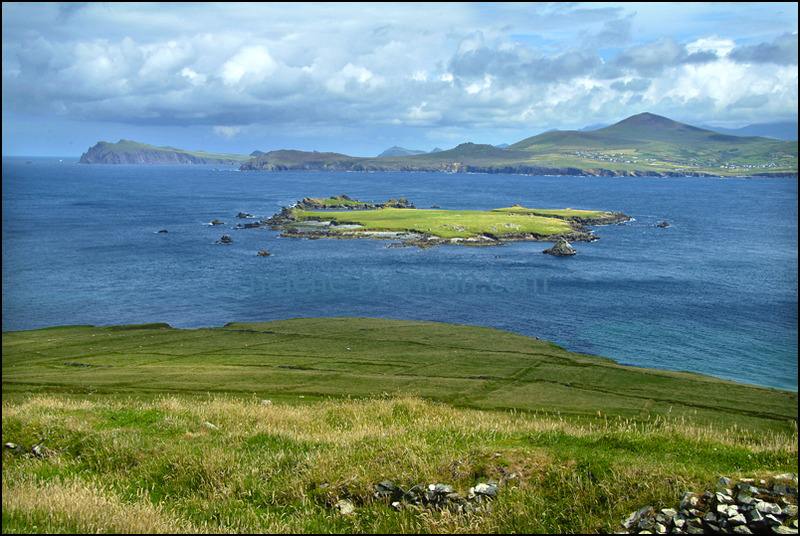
(295, 207, 579, 238)
(2, 394, 796, 534)
(490, 206, 608, 219)
(2, 318, 797, 533)
(305, 197, 373, 208)
(3, 318, 796, 432)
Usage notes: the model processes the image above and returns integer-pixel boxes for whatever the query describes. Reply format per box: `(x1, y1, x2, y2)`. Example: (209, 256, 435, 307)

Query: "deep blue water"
(2, 156, 797, 391)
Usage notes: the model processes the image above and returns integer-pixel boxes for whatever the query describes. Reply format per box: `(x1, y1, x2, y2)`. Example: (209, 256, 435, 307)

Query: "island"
(265, 195, 630, 248)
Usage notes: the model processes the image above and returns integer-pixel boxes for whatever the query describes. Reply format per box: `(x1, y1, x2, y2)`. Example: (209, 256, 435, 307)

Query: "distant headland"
(77, 113, 798, 177)
(78, 139, 252, 165)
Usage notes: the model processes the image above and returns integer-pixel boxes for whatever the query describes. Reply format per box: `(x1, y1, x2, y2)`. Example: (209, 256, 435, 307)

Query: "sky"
(2, 2, 798, 158)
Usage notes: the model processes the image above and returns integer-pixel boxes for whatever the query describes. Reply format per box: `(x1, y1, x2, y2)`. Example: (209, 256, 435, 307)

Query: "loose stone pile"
(619, 474, 798, 534)
(368, 479, 501, 515)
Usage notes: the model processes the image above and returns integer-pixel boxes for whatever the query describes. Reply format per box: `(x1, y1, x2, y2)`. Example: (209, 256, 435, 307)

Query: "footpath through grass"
(2, 318, 797, 533)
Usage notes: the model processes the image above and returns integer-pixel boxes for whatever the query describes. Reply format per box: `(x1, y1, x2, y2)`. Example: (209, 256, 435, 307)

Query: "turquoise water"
(2, 157, 797, 390)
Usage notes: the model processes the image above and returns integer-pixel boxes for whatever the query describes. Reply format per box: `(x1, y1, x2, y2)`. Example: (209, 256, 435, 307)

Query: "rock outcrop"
(543, 238, 577, 256)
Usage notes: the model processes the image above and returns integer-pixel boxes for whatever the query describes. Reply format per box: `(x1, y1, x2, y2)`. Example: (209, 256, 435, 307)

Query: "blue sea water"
(2, 156, 797, 391)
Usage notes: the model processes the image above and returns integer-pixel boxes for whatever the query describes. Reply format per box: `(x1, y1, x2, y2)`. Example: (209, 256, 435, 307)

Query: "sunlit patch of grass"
(296, 207, 575, 238)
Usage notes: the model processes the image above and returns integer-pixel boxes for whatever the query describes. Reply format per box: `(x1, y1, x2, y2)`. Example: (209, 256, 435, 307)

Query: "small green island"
(266, 195, 629, 251)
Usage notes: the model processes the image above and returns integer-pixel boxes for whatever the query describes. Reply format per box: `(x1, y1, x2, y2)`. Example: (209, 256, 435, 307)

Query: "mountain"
(78, 140, 251, 164)
(240, 113, 796, 177)
(377, 146, 429, 157)
(700, 122, 798, 141)
(377, 146, 446, 157)
(80, 113, 798, 176)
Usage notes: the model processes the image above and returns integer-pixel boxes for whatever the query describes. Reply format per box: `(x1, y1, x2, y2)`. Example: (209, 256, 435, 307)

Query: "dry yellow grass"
(2, 394, 796, 533)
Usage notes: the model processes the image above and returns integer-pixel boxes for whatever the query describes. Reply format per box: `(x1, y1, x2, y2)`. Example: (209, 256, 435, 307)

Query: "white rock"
(336, 499, 355, 515)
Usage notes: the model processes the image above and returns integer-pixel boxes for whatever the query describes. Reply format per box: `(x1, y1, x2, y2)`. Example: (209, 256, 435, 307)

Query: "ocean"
(2, 156, 797, 391)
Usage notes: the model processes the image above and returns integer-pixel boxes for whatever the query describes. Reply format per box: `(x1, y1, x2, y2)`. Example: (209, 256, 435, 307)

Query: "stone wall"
(620, 474, 798, 534)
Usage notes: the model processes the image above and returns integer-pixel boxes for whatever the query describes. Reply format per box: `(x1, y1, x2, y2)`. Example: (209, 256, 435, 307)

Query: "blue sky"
(2, 2, 797, 157)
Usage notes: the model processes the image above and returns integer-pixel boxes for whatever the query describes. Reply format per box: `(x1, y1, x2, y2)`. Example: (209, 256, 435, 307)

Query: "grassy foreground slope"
(2, 319, 797, 533)
(3, 318, 796, 432)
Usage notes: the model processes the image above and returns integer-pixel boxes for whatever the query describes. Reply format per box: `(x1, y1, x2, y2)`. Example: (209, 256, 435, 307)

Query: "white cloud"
(220, 45, 277, 87)
(214, 125, 244, 138)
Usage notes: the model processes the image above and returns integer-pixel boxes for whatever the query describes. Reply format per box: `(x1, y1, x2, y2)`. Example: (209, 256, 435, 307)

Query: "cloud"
(1, 2, 797, 156)
(728, 32, 798, 65)
(605, 36, 718, 77)
(220, 45, 277, 86)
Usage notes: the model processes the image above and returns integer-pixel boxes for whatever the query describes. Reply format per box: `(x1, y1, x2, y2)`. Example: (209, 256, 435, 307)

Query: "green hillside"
(78, 113, 798, 174)
(506, 113, 798, 174)
(239, 113, 797, 176)
(3, 319, 795, 433)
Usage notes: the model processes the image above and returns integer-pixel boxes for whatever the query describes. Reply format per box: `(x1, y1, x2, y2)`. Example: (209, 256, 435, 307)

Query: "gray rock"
(728, 514, 748, 526)
(542, 238, 576, 256)
(737, 492, 757, 506)
(764, 514, 783, 527)
(736, 483, 761, 495)
(474, 482, 498, 497)
(756, 501, 783, 515)
(656, 508, 677, 525)
(434, 483, 453, 495)
(770, 526, 798, 535)
(746, 508, 765, 524)
(717, 491, 735, 504)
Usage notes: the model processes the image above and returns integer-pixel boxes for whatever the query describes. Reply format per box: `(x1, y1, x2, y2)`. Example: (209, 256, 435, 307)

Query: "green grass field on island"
(2, 318, 797, 533)
(295, 207, 587, 239)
